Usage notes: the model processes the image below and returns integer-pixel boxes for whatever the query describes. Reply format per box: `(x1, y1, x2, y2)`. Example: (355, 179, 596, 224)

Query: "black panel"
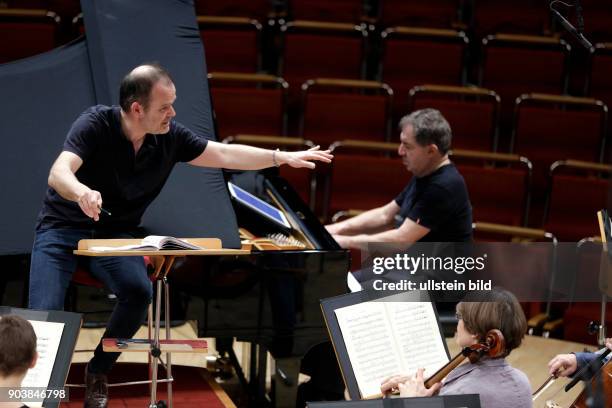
(0, 40, 96, 254)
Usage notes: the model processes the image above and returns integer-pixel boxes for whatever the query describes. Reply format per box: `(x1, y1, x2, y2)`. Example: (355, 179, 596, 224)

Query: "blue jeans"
(29, 228, 153, 374)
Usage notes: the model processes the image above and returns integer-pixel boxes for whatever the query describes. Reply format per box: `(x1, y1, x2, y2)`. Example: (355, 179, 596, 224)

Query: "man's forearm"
(337, 229, 410, 250)
(218, 143, 281, 170)
(48, 167, 90, 202)
(328, 207, 395, 235)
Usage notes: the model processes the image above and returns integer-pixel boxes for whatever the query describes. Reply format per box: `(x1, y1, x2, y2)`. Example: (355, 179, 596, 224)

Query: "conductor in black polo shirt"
(326, 108, 472, 248)
(28, 63, 332, 408)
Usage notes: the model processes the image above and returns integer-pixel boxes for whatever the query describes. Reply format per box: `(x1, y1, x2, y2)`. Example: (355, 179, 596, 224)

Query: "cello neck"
(424, 348, 470, 388)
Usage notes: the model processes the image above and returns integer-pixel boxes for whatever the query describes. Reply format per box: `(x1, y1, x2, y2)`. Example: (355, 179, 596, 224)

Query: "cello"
(424, 329, 506, 388)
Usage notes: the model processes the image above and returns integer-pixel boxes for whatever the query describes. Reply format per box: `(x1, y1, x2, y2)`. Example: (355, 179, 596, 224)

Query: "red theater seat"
(377, 0, 464, 29)
(543, 160, 612, 241)
(408, 84, 500, 151)
(479, 34, 570, 129)
(299, 78, 393, 146)
(379, 27, 468, 121)
(511, 93, 608, 199)
(578, 0, 612, 43)
(324, 140, 410, 221)
(194, 0, 273, 20)
(471, 0, 551, 37)
(198, 16, 262, 73)
(0, 8, 60, 63)
(208, 72, 288, 139)
(278, 20, 367, 102)
(452, 150, 533, 226)
(588, 43, 612, 109)
(288, 0, 366, 23)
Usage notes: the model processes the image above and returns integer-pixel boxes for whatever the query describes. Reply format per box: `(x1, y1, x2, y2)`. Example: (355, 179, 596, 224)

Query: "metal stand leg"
(150, 278, 163, 408)
(164, 277, 173, 408)
(148, 302, 153, 395)
(148, 255, 176, 408)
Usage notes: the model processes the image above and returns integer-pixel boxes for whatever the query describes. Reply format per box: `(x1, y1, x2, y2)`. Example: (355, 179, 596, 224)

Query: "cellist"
(380, 288, 532, 408)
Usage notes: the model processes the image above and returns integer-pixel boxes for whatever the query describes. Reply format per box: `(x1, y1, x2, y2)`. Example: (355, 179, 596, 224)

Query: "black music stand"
(320, 290, 450, 401)
(307, 394, 481, 408)
(0, 306, 82, 408)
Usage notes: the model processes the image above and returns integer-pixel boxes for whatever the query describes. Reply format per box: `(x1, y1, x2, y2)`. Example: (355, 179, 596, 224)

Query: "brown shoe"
(84, 365, 108, 408)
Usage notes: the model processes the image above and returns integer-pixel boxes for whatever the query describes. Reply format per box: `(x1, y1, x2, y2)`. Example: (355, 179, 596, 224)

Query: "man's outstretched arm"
(188, 141, 332, 170)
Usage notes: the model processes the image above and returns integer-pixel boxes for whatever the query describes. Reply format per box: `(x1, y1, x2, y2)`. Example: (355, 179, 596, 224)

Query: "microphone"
(564, 348, 611, 392)
(575, 0, 584, 34)
(550, 4, 593, 51)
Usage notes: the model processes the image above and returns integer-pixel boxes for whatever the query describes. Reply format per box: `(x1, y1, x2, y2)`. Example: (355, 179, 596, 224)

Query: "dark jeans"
(29, 228, 152, 374)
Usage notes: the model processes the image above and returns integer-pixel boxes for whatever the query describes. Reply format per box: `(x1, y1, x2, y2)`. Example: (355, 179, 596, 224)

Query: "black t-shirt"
(394, 163, 472, 242)
(36, 105, 208, 231)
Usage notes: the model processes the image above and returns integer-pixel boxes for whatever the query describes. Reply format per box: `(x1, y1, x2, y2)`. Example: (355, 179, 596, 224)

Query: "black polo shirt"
(36, 105, 208, 231)
(394, 163, 472, 242)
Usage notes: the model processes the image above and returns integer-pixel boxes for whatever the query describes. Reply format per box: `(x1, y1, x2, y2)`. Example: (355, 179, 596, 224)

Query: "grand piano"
(168, 170, 350, 407)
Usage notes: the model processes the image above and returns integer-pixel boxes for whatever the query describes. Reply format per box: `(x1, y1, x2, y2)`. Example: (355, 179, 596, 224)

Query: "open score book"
(334, 300, 449, 399)
(89, 235, 204, 252)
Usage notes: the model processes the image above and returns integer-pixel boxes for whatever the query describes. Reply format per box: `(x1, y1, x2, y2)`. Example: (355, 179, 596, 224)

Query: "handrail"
(208, 72, 288, 88)
(484, 33, 566, 46)
(409, 84, 498, 98)
(382, 26, 464, 38)
(329, 140, 397, 153)
(516, 92, 605, 108)
(550, 159, 612, 174)
(473, 222, 555, 241)
(0, 8, 60, 23)
(284, 20, 364, 32)
(197, 15, 262, 29)
(222, 134, 314, 148)
(301, 78, 393, 95)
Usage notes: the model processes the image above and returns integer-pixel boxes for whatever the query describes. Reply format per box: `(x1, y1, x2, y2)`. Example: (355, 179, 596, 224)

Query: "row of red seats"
(3, 8, 611, 124)
(196, 0, 612, 43)
(210, 74, 608, 195)
(224, 135, 611, 243)
(7, 0, 611, 41)
(199, 20, 612, 130)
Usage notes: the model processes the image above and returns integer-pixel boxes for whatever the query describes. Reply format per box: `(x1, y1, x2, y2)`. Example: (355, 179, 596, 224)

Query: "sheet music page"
(20, 320, 65, 407)
(385, 302, 449, 378)
(334, 302, 402, 398)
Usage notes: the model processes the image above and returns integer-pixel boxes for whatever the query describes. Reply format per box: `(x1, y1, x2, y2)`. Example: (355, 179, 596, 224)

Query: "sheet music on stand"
(0, 307, 81, 408)
(321, 290, 450, 400)
(307, 394, 481, 408)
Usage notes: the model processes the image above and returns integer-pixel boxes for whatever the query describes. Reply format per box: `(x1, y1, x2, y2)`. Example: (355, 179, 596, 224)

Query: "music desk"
(74, 238, 250, 408)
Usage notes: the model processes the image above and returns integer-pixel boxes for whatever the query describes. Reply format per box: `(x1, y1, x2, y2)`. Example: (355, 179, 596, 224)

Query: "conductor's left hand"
(282, 146, 333, 169)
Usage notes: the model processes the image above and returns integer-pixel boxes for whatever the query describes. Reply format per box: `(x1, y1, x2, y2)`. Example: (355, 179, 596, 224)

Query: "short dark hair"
(457, 287, 527, 356)
(0, 315, 37, 377)
(119, 63, 173, 112)
(398, 108, 452, 154)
